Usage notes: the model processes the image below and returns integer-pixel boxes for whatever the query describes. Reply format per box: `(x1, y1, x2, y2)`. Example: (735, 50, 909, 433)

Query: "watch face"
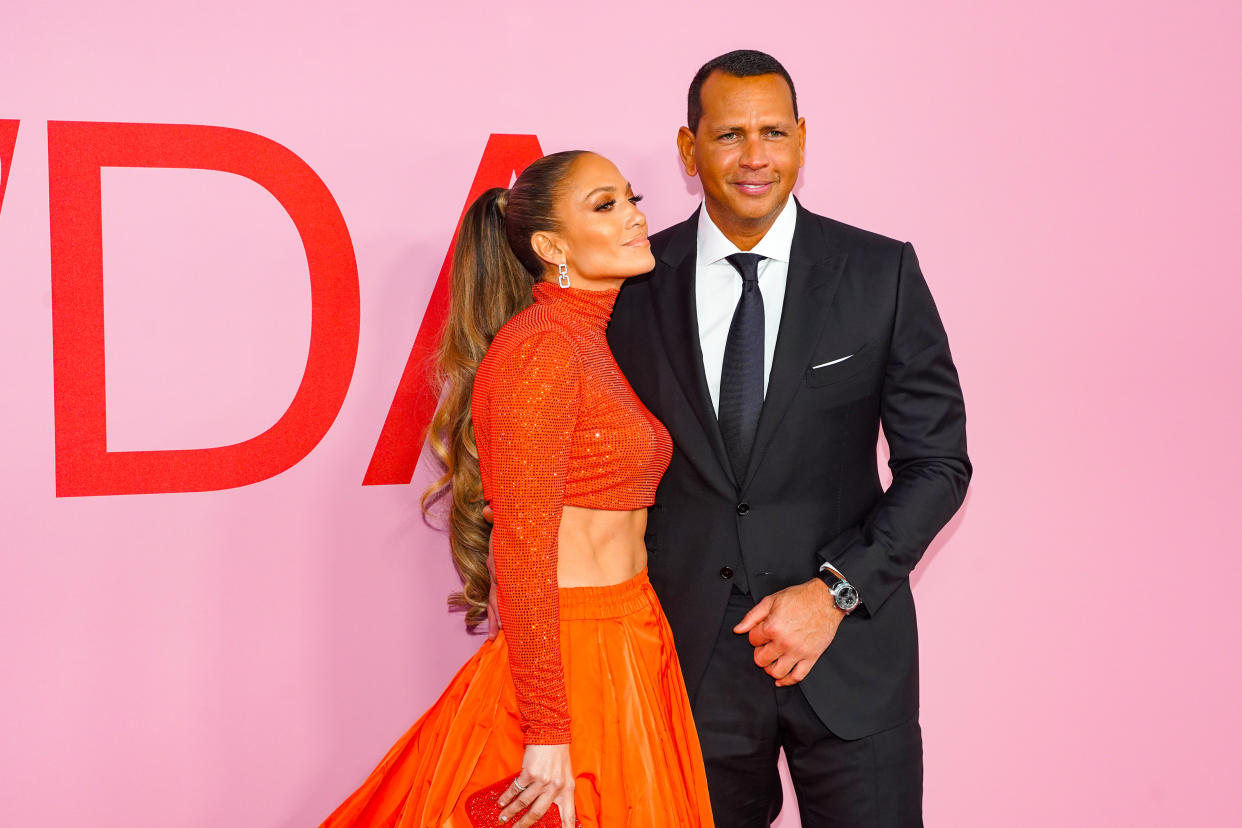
(835, 584, 859, 611)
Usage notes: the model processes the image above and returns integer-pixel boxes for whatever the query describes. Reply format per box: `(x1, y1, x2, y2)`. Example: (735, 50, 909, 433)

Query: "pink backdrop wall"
(3, 1, 1240, 825)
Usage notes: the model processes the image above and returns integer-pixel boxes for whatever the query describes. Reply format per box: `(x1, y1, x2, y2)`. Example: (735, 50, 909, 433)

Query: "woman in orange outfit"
(321, 151, 715, 828)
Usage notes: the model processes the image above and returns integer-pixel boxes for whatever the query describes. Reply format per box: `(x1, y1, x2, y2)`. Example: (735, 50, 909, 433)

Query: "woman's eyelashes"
(593, 194, 644, 211)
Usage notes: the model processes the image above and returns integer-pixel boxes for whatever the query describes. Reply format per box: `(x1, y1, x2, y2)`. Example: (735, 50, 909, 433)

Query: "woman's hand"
(496, 743, 575, 827)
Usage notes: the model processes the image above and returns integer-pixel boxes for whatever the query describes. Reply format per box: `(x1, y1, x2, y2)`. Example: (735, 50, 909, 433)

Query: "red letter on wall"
(363, 134, 543, 485)
(49, 121, 361, 496)
(0, 120, 17, 216)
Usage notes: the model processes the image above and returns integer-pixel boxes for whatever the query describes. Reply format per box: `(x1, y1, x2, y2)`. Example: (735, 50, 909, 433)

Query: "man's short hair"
(687, 49, 799, 133)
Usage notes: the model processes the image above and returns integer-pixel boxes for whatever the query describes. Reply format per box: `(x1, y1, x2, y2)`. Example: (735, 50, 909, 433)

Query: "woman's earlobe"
(530, 231, 563, 268)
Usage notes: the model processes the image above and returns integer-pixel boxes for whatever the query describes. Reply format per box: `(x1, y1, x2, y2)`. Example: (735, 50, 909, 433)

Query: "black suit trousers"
(694, 589, 924, 828)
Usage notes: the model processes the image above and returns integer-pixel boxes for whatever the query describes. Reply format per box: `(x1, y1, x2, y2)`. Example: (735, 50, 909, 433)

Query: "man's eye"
(718, 133, 738, 141)
(768, 130, 787, 137)
(595, 199, 616, 211)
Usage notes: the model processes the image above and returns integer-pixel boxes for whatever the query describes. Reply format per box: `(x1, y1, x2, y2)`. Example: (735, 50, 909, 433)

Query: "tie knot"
(726, 252, 764, 284)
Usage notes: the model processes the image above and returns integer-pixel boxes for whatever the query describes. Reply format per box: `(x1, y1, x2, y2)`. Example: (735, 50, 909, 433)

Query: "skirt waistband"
(558, 568, 653, 620)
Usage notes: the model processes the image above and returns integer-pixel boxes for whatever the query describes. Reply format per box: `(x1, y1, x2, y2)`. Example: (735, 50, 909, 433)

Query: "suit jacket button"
(719, 566, 734, 580)
(736, 502, 750, 516)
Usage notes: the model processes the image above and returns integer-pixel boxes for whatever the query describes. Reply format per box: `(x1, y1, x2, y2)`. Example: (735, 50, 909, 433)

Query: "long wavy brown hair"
(422, 150, 587, 630)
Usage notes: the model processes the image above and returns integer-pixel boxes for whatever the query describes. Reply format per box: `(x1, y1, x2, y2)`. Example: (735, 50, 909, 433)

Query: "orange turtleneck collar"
(531, 281, 619, 330)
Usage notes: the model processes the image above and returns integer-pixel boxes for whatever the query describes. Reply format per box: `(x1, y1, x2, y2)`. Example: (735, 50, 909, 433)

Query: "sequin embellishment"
(471, 281, 673, 744)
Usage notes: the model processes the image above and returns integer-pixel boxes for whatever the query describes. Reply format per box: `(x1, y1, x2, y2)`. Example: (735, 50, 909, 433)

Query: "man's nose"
(739, 137, 770, 169)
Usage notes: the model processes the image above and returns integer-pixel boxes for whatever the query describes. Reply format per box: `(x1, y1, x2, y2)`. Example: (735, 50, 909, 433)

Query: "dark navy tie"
(718, 252, 766, 481)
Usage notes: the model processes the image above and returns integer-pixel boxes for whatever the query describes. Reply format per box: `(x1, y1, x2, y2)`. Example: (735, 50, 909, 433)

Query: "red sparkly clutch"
(465, 775, 573, 827)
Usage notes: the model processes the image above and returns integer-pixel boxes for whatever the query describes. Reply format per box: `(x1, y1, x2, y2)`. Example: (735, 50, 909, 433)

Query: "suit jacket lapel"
(652, 211, 739, 489)
(743, 206, 848, 490)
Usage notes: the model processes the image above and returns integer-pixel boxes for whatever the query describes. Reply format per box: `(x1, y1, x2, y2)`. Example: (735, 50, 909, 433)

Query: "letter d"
(49, 121, 360, 496)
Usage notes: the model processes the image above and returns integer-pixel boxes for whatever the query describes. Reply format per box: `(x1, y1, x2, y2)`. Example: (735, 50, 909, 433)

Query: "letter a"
(0, 120, 17, 216)
(49, 121, 361, 496)
(363, 134, 543, 486)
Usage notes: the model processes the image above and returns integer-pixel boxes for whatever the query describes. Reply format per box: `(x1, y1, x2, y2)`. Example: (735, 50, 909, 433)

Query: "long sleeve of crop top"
(483, 330, 579, 745)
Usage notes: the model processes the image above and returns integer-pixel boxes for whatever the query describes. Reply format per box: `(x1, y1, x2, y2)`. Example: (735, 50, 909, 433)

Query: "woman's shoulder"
(480, 305, 580, 376)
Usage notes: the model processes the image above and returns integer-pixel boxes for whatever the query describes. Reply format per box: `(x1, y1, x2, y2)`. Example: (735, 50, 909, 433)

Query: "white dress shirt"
(694, 196, 797, 414)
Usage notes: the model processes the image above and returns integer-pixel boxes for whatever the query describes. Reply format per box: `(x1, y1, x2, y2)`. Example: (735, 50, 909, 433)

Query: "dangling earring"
(557, 263, 571, 289)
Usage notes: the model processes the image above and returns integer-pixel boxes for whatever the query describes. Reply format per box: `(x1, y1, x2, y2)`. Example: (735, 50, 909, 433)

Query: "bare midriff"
(556, 505, 648, 588)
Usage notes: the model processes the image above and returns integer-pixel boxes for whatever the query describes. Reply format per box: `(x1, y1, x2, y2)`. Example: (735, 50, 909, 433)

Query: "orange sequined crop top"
(470, 281, 673, 744)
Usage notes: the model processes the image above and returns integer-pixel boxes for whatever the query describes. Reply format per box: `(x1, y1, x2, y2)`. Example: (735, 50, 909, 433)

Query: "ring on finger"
(513, 780, 528, 792)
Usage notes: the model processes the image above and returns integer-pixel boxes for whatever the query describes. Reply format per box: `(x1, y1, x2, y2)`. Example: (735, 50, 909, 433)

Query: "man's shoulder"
(648, 201, 908, 260)
(648, 219, 688, 254)
(796, 205, 906, 258)
(640, 202, 911, 277)
(648, 212, 696, 264)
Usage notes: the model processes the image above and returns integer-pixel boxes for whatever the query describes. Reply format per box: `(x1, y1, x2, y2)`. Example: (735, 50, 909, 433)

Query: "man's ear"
(797, 116, 807, 168)
(677, 126, 697, 177)
(530, 230, 564, 270)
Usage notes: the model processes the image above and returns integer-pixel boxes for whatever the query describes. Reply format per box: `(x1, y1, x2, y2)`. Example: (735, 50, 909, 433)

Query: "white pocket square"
(811, 354, 854, 370)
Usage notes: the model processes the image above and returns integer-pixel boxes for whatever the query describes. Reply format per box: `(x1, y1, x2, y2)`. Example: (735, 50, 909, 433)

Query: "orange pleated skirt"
(321, 569, 715, 827)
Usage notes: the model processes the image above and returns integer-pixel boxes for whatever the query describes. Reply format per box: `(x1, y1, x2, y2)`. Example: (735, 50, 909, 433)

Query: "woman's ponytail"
(422, 151, 586, 629)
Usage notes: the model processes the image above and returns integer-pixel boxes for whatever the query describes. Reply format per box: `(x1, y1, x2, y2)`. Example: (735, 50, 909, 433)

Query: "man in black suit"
(607, 50, 971, 827)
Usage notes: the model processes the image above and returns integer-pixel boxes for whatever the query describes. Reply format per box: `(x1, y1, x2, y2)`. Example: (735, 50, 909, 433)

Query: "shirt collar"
(696, 195, 798, 267)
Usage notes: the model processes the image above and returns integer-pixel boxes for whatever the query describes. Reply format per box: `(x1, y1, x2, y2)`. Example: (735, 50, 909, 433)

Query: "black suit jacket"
(607, 200, 971, 740)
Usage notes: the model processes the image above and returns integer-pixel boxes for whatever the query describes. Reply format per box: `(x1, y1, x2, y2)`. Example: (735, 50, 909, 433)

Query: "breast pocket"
(804, 341, 877, 388)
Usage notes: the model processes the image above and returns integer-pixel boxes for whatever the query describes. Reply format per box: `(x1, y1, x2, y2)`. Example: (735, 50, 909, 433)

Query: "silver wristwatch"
(817, 563, 860, 615)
